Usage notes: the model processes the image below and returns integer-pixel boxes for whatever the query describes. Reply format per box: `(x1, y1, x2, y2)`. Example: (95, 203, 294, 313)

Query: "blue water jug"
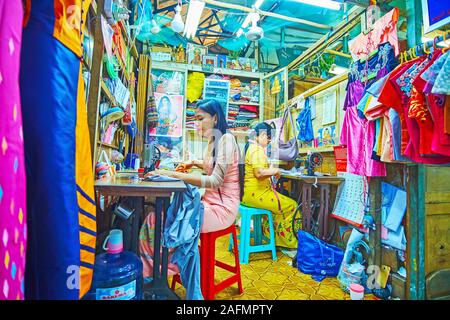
(86, 229, 143, 300)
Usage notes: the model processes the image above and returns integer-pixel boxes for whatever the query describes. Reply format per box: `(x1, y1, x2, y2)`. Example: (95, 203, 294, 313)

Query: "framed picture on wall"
(317, 125, 336, 147)
(186, 43, 207, 65)
(217, 54, 227, 68)
(421, 0, 450, 33)
(202, 55, 217, 67)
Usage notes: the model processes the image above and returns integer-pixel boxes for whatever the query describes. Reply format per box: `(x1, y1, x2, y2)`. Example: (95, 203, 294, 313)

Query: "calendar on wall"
(330, 172, 368, 227)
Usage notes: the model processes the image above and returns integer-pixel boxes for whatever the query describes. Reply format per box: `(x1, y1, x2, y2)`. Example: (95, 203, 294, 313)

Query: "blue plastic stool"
(229, 204, 277, 264)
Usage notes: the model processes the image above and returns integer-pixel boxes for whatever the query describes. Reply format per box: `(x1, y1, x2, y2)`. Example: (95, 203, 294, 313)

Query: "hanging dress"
(20, 0, 96, 299)
(0, 0, 27, 300)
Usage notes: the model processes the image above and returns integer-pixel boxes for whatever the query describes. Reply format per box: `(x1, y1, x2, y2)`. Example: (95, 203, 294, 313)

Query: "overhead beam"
(340, 0, 370, 7)
(288, 5, 365, 70)
(240, 0, 282, 60)
(202, 0, 331, 30)
(284, 25, 327, 36)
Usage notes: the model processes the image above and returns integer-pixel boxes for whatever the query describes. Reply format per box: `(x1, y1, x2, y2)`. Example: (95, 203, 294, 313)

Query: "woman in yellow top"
(241, 123, 300, 249)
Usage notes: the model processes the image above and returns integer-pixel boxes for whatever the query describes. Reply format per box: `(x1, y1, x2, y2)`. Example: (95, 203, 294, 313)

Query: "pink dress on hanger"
(0, 0, 27, 300)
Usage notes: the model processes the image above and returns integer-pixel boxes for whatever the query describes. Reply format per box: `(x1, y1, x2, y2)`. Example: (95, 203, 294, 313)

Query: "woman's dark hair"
(197, 99, 229, 135)
(197, 99, 243, 200)
(239, 122, 273, 200)
(158, 95, 171, 110)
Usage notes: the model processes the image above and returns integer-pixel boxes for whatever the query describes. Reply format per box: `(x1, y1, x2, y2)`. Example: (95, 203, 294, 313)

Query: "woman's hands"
(272, 168, 281, 180)
(144, 169, 179, 179)
(177, 159, 204, 170)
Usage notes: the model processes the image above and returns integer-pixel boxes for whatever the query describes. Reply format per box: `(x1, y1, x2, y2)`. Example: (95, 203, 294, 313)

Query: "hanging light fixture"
(171, 1, 185, 33)
(236, 0, 264, 37)
(183, 0, 205, 39)
(150, 18, 161, 34)
(245, 13, 264, 41)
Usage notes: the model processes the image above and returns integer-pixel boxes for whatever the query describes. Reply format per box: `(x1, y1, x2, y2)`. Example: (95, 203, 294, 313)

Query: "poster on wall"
(421, 0, 450, 33)
(322, 91, 337, 125)
(149, 92, 184, 138)
(317, 125, 336, 147)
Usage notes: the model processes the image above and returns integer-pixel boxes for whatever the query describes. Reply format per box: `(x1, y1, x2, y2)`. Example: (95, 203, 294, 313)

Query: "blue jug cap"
(103, 229, 123, 254)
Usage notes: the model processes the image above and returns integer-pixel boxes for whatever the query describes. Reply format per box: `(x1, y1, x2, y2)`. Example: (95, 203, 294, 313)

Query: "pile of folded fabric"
(227, 104, 239, 126)
(228, 104, 259, 131)
(229, 78, 259, 104)
(186, 103, 197, 129)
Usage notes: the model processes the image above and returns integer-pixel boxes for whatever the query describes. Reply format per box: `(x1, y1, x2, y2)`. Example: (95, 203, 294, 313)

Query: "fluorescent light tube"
(254, 0, 264, 9)
(292, 0, 341, 11)
(183, 0, 205, 39)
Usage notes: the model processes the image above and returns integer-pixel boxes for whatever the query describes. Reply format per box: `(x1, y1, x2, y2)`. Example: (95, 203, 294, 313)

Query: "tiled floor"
(172, 235, 375, 300)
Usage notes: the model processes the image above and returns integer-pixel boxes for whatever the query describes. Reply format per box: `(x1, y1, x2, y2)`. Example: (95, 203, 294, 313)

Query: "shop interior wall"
(423, 166, 450, 275)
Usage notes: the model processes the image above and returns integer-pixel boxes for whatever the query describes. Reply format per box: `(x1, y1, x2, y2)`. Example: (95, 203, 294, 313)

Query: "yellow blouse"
(244, 143, 271, 191)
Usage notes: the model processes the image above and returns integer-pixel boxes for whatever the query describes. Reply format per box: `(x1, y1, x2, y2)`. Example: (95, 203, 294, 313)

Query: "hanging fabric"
(20, 0, 96, 300)
(296, 97, 314, 142)
(0, 0, 27, 301)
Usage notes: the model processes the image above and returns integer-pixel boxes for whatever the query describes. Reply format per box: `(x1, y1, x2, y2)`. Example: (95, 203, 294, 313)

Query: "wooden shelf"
(111, 42, 131, 83)
(97, 140, 119, 149)
(228, 101, 259, 106)
(100, 80, 119, 106)
(118, 21, 139, 60)
(151, 61, 263, 79)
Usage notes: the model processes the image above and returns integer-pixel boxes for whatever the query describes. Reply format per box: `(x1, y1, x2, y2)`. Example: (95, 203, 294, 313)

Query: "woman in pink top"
(146, 99, 241, 233)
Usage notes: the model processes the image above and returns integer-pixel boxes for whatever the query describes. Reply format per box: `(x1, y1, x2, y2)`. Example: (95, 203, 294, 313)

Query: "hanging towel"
(296, 97, 314, 142)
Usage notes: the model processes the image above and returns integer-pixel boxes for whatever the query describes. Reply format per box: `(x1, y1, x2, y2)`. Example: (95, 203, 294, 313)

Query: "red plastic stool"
(171, 224, 243, 300)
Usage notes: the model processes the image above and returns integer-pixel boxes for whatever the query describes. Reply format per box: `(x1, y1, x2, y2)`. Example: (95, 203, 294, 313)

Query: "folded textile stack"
(186, 103, 197, 129)
(229, 79, 259, 104)
(227, 104, 240, 126)
(228, 104, 259, 131)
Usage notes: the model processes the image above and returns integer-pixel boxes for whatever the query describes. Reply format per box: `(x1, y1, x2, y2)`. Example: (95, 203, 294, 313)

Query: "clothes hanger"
(433, 36, 440, 51)
(442, 32, 450, 53)
(408, 47, 416, 60)
(423, 41, 430, 55)
(415, 45, 421, 58)
(400, 50, 408, 64)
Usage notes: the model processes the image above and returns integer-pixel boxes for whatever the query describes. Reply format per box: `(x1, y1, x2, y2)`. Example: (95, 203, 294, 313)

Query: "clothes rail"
(400, 31, 450, 58)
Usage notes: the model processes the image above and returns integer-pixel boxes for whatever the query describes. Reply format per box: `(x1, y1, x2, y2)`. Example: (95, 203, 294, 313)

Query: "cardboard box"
(382, 247, 399, 273)
(150, 46, 172, 62)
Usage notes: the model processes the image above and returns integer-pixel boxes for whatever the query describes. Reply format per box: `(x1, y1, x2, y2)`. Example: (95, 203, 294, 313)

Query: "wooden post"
(406, 0, 423, 49)
(406, 164, 426, 300)
(368, 177, 382, 268)
(405, 0, 426, 300)
(87, 0, 105, 170)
